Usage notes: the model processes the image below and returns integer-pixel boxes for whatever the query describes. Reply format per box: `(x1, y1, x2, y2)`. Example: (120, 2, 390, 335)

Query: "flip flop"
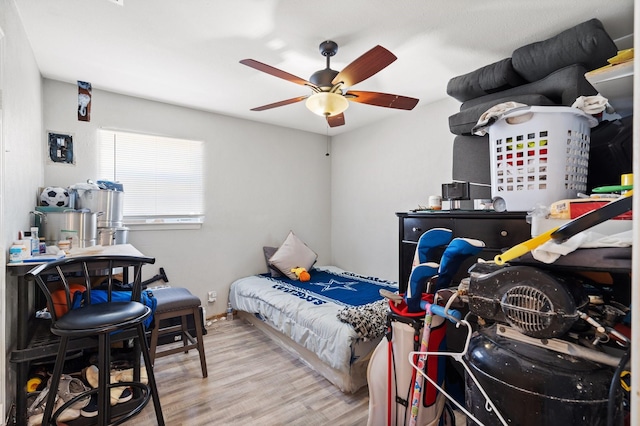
(379, 289, 403, 305)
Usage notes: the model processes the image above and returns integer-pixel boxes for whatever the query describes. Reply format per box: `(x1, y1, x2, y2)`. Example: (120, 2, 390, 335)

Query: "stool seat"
(55, 302, 148, 333)
(149, 287, 208, 378)
(153, 287, 201, 312)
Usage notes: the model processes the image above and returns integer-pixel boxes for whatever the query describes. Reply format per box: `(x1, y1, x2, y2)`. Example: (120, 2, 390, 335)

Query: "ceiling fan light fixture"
(305, 92, 349, 117)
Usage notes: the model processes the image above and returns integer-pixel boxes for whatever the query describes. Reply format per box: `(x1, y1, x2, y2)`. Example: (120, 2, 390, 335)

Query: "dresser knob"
(500, 230, 508, 237)
(412, 227, 422, 233)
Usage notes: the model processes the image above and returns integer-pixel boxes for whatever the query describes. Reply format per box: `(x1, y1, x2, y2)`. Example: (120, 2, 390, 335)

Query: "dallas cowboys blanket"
(229, 266, 398, 374)
(261, 267, 397, 307)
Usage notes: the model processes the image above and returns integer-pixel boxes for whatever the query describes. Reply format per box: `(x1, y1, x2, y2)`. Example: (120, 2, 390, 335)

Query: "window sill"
(124, 217, 204, 231)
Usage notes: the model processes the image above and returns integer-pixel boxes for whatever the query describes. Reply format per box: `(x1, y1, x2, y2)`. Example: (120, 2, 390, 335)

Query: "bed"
(229, 265, 398, 393)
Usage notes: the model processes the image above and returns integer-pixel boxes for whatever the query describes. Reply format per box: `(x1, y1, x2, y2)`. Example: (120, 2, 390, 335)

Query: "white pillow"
(268, 231, 317, 280)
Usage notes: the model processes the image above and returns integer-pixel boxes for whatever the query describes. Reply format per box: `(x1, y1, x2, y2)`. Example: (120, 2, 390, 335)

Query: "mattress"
(229, 266, 398, 392)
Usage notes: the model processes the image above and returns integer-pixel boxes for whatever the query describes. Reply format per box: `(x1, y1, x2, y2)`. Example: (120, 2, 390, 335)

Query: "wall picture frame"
(47, 131, 75, 165)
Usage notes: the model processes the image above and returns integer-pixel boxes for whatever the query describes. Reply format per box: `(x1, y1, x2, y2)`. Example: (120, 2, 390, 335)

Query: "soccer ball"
(40, 187, 70, 207)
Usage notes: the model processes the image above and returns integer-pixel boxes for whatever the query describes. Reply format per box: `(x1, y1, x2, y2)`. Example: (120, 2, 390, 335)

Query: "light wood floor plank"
(129, 318, 370, 425)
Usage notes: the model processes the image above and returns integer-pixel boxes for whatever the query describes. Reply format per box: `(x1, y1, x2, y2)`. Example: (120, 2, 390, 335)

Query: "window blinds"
(97, 129, 204, 219)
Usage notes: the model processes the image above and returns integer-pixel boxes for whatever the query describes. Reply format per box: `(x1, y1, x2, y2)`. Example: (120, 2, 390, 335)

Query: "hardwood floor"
(131, 318, 370, 425)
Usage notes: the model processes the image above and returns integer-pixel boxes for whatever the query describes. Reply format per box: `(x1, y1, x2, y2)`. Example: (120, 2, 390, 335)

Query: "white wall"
(1, 0, 44, 422)
(330, 97, 459, 281)
(41, 78, 461, 310)
(43, 80, 331, 315)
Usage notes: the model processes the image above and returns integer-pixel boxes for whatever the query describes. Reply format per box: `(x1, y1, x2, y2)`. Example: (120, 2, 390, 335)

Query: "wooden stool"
(148, 287, 208, 378)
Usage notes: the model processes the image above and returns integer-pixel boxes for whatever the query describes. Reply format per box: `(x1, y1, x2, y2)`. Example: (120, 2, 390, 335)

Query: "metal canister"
(76, 189, 124, 227)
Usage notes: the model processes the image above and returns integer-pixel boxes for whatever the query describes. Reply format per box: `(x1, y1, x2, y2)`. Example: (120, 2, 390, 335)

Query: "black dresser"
(396, 211, 531, 292)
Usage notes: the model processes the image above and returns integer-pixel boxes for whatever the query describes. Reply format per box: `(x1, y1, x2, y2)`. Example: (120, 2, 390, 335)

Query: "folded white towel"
(571, 94, 612, 115)
(532, 230, 632, 263)
(472, 102, 527, 136)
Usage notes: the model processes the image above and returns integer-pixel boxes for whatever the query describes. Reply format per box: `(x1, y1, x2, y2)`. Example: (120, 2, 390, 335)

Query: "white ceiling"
(14, 0, 634, 135)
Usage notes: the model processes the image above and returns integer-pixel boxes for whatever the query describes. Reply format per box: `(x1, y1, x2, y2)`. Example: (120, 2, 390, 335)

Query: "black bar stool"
(26, 255, 165, 426)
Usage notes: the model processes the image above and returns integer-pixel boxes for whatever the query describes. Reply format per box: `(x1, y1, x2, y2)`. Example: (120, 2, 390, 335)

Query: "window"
(97, 129, 204, 227)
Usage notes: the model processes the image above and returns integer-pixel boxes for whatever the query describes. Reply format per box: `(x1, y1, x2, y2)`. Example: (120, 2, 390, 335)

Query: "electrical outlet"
(207, 291, 217, 303)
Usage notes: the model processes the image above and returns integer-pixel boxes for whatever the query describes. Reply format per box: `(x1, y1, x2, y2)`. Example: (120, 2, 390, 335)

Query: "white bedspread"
(229, 266, 367, 373)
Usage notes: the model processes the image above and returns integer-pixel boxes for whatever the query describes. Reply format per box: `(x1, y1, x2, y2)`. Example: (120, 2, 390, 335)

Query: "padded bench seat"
(148, 287, 208, 378)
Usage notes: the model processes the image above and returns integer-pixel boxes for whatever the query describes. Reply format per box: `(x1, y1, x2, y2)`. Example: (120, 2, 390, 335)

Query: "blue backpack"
(71, 288, 157, 329)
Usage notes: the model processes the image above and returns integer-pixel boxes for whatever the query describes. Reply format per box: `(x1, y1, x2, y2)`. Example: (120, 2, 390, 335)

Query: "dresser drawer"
(402, 217, 453, 242)
(455, 218, 530, 250)
(398, 212, 530, 293)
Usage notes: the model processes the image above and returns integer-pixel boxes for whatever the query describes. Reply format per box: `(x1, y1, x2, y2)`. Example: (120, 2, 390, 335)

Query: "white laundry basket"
(487, 106, 598, 212)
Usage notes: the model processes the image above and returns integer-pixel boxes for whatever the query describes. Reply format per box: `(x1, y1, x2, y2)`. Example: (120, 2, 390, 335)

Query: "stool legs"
(180, 315, 190, 353)
(149, 306, 207, 378)
(97, 332, 110, 425)
(192, 310, 208, 378)
(149, 319, 160, 365)
(41, 336, 69, 424)
(136, 322, 165, 426)
(38, 329, 164, 426)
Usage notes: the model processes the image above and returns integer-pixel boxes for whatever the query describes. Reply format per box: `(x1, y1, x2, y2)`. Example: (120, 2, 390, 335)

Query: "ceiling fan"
(240, 40, 419, 127)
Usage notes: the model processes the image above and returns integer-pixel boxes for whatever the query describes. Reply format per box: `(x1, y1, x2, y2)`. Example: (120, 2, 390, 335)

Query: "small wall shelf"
(585, 60, 633, 116)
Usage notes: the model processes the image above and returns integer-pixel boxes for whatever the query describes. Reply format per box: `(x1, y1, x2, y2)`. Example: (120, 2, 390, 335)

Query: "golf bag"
(367, 305, 447, 426)
(368, 229, 483, 425)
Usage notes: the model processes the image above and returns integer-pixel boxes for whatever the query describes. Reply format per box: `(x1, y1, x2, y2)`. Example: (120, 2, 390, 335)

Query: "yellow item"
(495, 227, 558, 265)
(26, 377, 42, 392)
(290, 267, 310, 282)
(493, 189, 633, 265)
(495, 190, 633, 265)
(620, 370, 631, 392)
(607, 48, 634, 65)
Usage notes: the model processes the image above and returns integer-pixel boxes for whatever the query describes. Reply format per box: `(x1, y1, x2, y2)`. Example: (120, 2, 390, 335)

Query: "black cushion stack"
(449, 19, 618, 192)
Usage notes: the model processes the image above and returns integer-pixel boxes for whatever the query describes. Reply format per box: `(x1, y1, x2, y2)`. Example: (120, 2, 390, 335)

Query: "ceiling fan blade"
(240, 59, 318, 89)
(346, 90, 419, 110)
(327, 113, 345, 127)
(332, 45, 397, 87)
(250, 96, 308, 111)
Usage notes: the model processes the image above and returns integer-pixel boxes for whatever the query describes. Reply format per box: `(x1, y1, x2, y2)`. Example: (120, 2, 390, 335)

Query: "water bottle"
(226, 302, 233, 321)
(30, 227, 40, 256)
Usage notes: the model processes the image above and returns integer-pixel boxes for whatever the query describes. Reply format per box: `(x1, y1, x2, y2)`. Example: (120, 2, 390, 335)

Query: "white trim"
(0, 23, 7, 426)
(630, 5, 639, 423)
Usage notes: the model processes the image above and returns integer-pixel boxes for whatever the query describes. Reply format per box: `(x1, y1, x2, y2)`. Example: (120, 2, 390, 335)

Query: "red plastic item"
(569, 200, 632, 220)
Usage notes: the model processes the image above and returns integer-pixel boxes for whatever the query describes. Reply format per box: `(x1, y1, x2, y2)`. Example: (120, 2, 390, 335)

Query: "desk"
(7, 244, 149, 426)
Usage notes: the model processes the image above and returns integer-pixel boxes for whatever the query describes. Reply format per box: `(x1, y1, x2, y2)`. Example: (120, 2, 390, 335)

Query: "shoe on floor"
(83, 365, 148, 387)
(80, 387, 133, 418)
(80, 394, 98, 418)
(114, 367, 148, 384)
(82, 365, 99, 389)
(53, 374, 91, 410)
(26, 389, 50, 418)
(27, 393, 80, 426)
(112, 386, 133, 405)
